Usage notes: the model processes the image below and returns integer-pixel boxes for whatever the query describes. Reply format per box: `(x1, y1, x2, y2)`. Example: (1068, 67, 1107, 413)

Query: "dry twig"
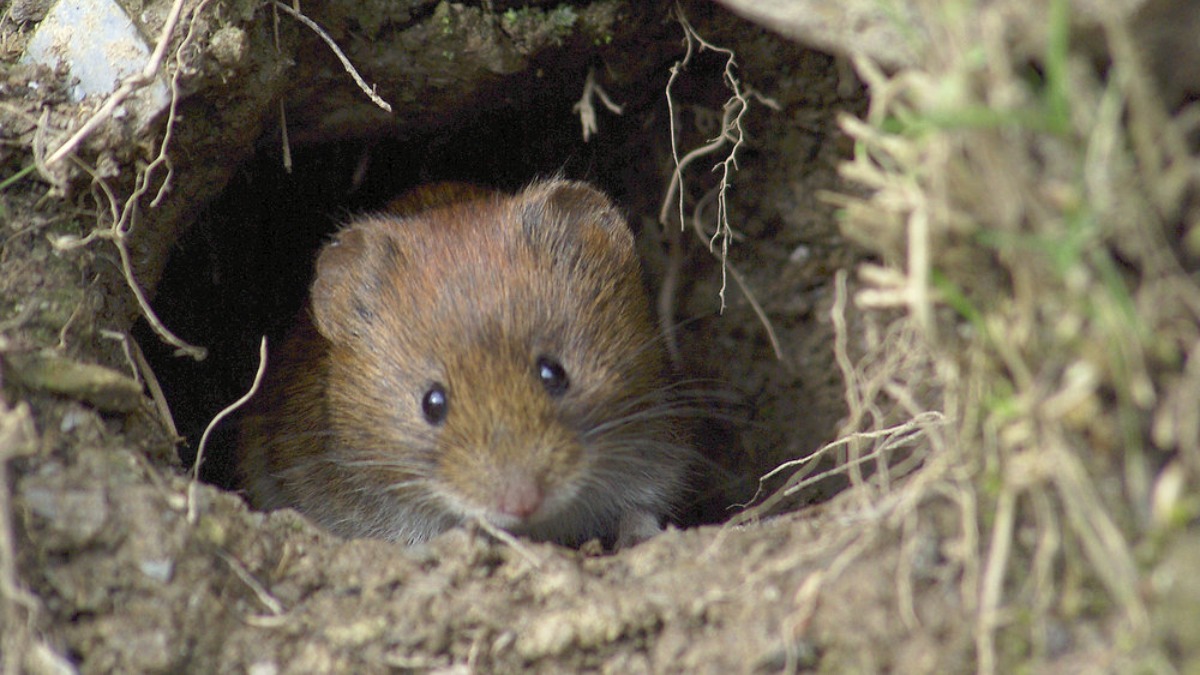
(272, 1, 393, 114)
(573, 67, 623, 142)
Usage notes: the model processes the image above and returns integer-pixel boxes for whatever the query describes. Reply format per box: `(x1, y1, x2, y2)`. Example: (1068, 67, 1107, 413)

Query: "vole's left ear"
(517, 179, 635, 257)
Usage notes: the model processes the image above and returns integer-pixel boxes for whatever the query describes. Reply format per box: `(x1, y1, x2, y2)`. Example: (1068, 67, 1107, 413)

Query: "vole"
(237, 179, 691, 548)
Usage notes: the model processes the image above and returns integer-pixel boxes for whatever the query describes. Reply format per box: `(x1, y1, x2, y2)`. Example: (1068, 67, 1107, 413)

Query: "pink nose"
(495, 476, 544, 520)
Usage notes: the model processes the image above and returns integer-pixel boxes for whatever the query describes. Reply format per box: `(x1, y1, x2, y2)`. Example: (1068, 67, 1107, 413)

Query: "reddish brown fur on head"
(239, 179, 688, 546)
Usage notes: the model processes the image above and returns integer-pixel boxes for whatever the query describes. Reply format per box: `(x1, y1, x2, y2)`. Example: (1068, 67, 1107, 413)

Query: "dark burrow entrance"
(134, 3, 862, 539)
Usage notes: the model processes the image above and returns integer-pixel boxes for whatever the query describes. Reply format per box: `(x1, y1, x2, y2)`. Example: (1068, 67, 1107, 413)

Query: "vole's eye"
(421, 383, 448, 425)
(536, 356, 569, 397)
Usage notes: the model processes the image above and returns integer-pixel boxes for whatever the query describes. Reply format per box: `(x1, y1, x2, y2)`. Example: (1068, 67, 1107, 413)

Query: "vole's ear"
(518, 179, 635, 258)
(310, 225, 375, 344)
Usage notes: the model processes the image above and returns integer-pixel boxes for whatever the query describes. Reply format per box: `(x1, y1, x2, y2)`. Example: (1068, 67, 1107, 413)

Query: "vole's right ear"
(310, 226, 372, 344)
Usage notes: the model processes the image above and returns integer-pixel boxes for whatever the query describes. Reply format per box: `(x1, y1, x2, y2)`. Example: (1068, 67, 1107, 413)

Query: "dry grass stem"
(98, 328, 139, 383)
(130, 333, 181, 441)
(271, 4, 294, 171)
(828, 0, 1200, 669)
(472, 518, 545, 569)
(218, 551, 286, 617)
(188, 337, 268, 524)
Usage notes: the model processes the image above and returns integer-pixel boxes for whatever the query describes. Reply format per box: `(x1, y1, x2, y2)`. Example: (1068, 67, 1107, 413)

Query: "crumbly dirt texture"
(2, 0, 1198, 673)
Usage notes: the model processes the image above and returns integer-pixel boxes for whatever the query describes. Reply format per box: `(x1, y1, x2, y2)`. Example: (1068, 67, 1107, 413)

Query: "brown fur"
(237, 180, 689, 546)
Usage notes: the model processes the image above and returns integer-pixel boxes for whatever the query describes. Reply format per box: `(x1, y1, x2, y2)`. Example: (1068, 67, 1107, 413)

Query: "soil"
(2, 0, 1190, 673)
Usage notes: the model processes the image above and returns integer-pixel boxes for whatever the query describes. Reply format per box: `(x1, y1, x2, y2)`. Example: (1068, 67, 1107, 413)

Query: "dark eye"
(536, 356, 569, 396)
(421, 383, 448, 425)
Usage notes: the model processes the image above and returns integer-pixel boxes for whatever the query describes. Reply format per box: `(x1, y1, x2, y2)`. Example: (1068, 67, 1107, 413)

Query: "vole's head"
(309, 180, 687, 544)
